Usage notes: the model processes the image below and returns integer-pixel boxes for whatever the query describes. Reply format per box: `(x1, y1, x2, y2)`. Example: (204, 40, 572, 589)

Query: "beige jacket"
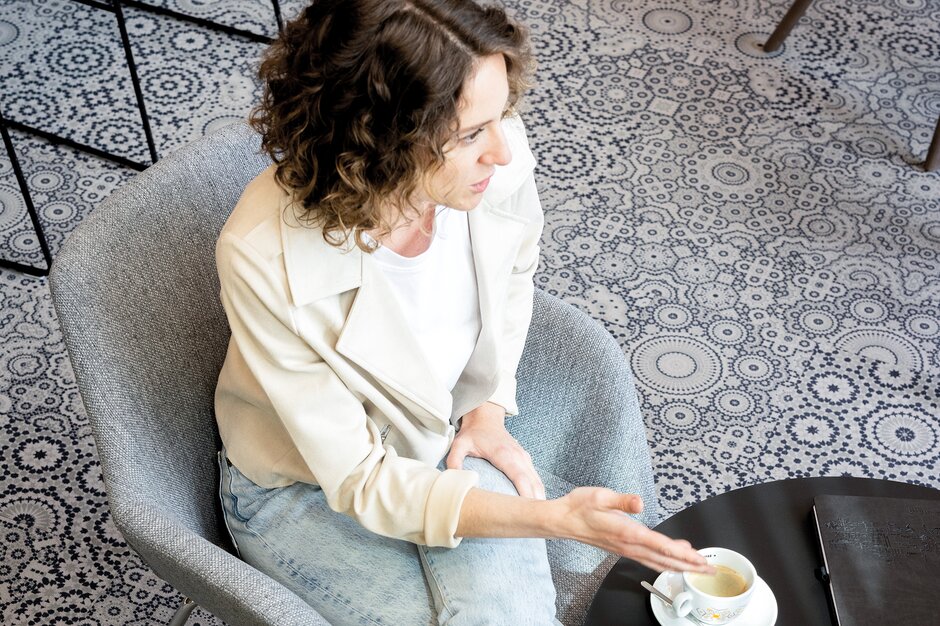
(214, 116, 544, 548)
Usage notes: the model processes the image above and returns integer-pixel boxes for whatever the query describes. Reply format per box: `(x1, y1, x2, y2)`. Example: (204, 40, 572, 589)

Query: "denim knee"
(459, 456, 526, 496)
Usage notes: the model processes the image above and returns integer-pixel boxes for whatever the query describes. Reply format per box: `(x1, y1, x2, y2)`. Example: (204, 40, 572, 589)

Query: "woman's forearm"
(456, 487, 563, 539)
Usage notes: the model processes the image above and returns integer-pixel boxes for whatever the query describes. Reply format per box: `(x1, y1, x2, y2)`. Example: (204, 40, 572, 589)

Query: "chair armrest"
(110, 494, 329, 626)
(508, 289, 659, 527)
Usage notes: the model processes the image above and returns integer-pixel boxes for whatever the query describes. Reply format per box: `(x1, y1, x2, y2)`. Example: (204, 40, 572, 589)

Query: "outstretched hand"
(558, 486, 714, 574)
(447, 401, 546, 500)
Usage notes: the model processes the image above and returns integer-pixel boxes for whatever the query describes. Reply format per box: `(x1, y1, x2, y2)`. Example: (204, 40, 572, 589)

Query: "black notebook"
(812, 494, 940, 626)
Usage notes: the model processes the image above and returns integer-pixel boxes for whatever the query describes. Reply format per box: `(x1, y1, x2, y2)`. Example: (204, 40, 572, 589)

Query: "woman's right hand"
(555, 486, 714, 574)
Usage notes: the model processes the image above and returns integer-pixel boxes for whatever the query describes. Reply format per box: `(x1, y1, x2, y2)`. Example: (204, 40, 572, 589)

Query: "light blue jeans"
(219, 452, 562, 625)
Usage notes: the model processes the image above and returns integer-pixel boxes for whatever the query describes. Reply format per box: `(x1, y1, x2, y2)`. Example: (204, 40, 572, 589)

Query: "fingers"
(629, 544, 714, 574)
(622, 521, 711, 572)
(600, 497, 714, 574)
(448, 427, 545, 499)
(624, 527, 712, 573)
(445, 439, 469, 471)
(615, 494, 644, 515)
(500, 455, 545, 500)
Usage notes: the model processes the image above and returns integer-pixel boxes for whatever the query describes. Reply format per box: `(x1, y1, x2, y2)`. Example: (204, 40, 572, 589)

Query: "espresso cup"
(671, 548, 756, 624)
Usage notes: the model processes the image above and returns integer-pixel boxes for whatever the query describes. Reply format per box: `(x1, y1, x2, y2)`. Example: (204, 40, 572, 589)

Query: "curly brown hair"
(249, 0, 534, 251)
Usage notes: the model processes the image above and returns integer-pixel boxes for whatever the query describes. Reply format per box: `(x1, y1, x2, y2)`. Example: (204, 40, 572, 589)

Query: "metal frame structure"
(764, 0, 939, 173)
(0, 110, 54, 277)
(1, 0, 282, 277)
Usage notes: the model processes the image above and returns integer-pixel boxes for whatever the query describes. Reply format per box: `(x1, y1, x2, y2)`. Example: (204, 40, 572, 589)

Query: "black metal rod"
(0, 257, 49, 277)
(2, 119, 149, 171)
(120, 0, 274, 43)
(72, 0, 115, 12)
(112, 0, 160, 165)
(272, 0, 284, 34)
(0, 111, 53, 277)
(765, 0, 815, 53)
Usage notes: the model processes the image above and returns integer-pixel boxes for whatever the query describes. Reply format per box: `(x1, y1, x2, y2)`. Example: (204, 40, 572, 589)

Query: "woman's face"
(420, 53, 513, 212)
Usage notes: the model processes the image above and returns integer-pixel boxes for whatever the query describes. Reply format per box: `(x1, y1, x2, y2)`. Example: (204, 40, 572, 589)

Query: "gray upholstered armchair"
(49, 123, 656, 625)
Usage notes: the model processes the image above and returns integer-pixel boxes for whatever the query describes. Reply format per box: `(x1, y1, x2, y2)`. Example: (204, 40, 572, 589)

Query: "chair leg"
(765, 0, 815, 52)
(926, 115, 940, 172)
(168, 597, 197, 626)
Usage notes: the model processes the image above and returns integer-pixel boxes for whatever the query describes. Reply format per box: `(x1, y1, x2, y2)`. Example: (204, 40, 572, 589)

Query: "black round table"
(584, 477, 940, 625)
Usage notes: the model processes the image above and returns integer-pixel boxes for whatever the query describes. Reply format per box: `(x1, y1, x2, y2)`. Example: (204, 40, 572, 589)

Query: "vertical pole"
(0, 109, 53, 276)
(112, 0, 160, 165)
(272, 0, 284, 34)
(764, 0, 815, 53)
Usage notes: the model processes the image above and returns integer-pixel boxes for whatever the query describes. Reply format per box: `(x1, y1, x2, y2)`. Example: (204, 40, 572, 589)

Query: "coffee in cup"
(687, 564, 749, 597)
(671, 548, 756, 624)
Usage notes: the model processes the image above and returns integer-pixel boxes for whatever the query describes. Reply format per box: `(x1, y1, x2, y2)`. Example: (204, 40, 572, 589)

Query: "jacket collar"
(278, 197, 528, 421)
(279, 196, 364, 307)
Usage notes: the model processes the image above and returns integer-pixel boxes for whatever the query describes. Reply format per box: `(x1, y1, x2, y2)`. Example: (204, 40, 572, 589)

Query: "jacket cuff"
(423, 468, 479, 548)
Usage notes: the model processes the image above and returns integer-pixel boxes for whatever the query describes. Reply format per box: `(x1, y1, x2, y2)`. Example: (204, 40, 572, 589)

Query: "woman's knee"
(460, 456, 522, 496)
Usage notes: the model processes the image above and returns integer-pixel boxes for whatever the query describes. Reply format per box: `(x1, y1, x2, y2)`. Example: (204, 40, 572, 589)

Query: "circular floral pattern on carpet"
(2, 0, 939, 622)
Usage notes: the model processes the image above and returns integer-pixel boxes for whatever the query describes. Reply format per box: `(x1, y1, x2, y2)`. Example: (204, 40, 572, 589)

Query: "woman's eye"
(462, 128, 484, 144)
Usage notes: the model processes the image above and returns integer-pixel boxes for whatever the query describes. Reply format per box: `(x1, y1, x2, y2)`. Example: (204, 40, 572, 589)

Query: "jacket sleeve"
(216, 233, 479, 547)
(485, 146, 545, 417)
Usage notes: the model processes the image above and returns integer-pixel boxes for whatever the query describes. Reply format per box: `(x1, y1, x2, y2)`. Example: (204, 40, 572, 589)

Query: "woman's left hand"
(446, 401, 546, 500)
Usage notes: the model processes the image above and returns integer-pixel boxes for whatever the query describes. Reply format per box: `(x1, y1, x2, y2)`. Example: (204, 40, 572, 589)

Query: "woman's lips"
(470, 176, 492, 193)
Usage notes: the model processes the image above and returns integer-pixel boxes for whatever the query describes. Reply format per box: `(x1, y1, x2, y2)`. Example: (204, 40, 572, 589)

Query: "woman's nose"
(482, 127, 512, 166)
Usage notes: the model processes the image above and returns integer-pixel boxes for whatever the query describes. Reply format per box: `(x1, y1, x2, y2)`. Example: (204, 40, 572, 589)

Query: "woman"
(214, 0, 712, 623)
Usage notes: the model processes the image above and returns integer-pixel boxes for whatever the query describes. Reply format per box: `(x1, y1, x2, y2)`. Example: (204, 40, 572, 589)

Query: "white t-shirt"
(364, 207, 481, 391)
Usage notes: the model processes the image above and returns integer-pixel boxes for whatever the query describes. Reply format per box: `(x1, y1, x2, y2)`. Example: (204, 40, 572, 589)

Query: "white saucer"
(649, 571, 778, 626)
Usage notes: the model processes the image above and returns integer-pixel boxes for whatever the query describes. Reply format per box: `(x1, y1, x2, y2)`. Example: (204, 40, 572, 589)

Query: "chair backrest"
(50, 123, 269, 546)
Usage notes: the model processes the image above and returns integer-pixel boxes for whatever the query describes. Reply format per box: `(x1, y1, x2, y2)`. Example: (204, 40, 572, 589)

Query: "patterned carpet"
(1, 0, 939, 623)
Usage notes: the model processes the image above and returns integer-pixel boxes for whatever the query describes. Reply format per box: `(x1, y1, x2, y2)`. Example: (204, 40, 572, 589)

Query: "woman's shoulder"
(219, 165, 291, 256)
(217, 164, 363, 308)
